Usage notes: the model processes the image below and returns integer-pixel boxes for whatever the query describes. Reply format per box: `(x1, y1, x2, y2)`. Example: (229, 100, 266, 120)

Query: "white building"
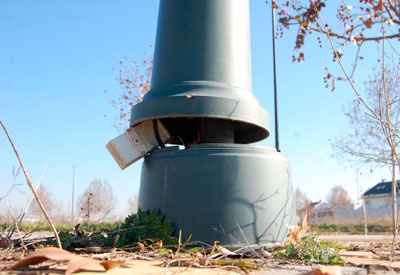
(362, 180, 400, 210)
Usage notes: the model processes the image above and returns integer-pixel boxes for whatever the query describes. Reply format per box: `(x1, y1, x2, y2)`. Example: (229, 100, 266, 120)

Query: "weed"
(46, 209, 176, 249)
(47, 231, 88, 248)
(275, 234, 344, 264)
(340, 225, 350, 232)
(114, 208, 176, 247)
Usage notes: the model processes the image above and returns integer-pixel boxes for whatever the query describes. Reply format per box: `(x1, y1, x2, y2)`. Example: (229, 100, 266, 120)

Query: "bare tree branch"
(7, 203, 27, 251)
(273, 0, 400, 90)
(0, 120, 61, 249)
(310, 0, 400, 140)
(7, 163, 48, 240)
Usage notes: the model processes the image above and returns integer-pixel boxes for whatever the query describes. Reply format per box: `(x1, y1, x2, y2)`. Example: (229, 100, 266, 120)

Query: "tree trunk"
(362, 199, 368, 236)
(392, 160, 397, 234)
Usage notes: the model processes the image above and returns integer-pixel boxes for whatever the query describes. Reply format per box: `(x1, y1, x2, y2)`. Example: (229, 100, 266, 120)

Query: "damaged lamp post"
(107, 0, 296, 248)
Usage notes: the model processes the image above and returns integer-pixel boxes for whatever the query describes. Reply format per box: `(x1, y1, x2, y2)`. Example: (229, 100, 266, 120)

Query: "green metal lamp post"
(109, 0, 296, 248)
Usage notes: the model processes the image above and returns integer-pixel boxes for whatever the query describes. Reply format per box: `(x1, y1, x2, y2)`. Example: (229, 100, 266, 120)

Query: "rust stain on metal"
(186, 93, 195, 100)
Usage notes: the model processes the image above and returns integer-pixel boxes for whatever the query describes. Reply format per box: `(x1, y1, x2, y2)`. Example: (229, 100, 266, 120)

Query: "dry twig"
(7, 162, 47, 241)
(6, 203, 27, 251)
(0, 120, 62, 249)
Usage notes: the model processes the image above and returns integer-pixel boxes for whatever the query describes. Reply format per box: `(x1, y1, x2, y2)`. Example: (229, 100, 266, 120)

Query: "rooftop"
(363, 181, 400, 197)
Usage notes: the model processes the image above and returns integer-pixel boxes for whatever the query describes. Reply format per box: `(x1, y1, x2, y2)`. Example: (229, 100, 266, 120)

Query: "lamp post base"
(138, 144, 296, 248)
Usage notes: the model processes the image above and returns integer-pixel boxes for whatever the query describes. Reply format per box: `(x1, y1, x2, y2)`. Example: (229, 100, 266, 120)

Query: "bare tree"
(304, 0, 400, 254)
(271, 0, 400, 90)
(1, 166, 23, 202)
(29, 185, 56, 219)
(333, 66, 400, 171)
(78, 192, 94, 229)
(326, 185, 352, 208)
(52, 202, 70, 223)
(127, 195, 138, 215)
(105, 48, 153, 130)
(332, 65, 400, 231)
(294, 188, 314, 220)
(77, 179, 117, 221)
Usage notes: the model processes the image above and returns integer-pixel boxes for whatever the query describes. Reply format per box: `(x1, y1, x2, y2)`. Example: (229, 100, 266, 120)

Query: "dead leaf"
(99, 260, 126, 270)
(285, 213, 309, 246)
(186, 93, 195, 99)
(216, 245, 236, 257)
(7, 247, 125, 274)
(74, 223, 82, 237)
(111, 234, 119, 253)
(273, 245, 285, 252)
(0, 236, 10, 249)
(198, 257, 208, 266)
(260, 249, 272, 258)
(309, 266, 341, 275)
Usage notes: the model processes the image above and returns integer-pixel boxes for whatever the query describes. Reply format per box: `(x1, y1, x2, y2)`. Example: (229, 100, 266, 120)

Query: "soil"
(1, 234, 400, 274)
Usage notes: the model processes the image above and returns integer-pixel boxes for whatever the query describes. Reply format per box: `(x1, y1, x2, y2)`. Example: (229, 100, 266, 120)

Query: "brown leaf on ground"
(309, 266, 341, 275)
(273, 245, 285, 252)
(216, 245, 236, 257)
(7, 247, 125, 274)
(285, 213, 309, 246)
(0, 236, 10, 249)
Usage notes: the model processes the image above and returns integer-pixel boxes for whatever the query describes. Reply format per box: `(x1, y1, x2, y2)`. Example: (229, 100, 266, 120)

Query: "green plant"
(106, 209, 177, 248)
(44, 210, 176, 249)
(47, 231, 87, 249)
(275, 234, 344, 264)
(0, 223, 12, 231)
(339, 225, 350, 232)
(85, 222, 121, 232)
(175, 229, 192, 254)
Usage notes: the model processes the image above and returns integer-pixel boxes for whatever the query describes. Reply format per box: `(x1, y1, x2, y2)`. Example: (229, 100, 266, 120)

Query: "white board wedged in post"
(106, 120, 170, 170)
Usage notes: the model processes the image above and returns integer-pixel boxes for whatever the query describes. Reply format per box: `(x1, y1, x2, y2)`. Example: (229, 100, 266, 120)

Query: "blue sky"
(0, 0, 391, 219)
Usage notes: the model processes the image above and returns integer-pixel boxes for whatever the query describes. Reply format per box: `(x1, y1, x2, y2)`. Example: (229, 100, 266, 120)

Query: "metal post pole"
(132, 0, 297, 246)
(71, 165, 75, 222)
(271, 1, 280, 152)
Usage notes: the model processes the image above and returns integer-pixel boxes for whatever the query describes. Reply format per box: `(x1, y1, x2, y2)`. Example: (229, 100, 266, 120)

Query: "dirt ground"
(2, 234, 400, 274)
(320, 234, 400, 243)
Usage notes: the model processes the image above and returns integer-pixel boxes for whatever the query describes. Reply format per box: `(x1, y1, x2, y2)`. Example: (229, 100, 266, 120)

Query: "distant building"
(312, 201, 333, 218)
(309, 201, 361, 224)
(305, 180, 399, 224)
(362, 180, 400, 209)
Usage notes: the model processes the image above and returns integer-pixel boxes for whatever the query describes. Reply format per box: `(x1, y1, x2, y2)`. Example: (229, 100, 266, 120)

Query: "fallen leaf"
(0, 236, 10, 249)
(285, 213, 309, 245)
(7, 247, 125, 274)
(99, 260, 126, 270)
(260, 249, 272, 258)
(74, 223, 82, 237)
(198, 257, 208, 266)
(309, 266, 341, 275)
(273, 245, 285, 252)
(216, 245, 236, 257)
